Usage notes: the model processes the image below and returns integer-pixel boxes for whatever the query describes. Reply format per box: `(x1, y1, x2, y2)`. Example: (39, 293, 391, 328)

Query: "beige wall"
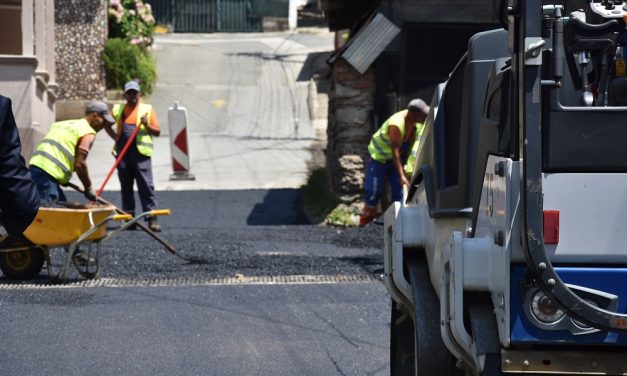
(0, 0, 56, 159)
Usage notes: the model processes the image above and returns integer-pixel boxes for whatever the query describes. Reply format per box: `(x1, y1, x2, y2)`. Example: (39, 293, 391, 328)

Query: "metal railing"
(149, 0, 290, 32)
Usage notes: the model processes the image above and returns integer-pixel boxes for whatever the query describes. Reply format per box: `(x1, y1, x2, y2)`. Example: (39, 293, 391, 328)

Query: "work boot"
(148, 217, 161, 232)
(359, 205, 378, 226)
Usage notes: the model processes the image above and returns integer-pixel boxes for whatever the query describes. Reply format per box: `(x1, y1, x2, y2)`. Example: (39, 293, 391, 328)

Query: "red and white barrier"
(168, 101, 195, 180)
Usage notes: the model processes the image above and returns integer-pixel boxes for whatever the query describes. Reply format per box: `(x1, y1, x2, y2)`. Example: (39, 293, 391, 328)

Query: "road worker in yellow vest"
(359, 99, 430, 226)
(403, 122, 427, 178)
(105, 80, 162, 232)
(29, 101, 115, 202)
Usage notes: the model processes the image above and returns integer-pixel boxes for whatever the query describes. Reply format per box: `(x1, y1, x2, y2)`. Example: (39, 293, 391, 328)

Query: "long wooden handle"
(66, 182, 177, 255)
(97, 124, 141, 196)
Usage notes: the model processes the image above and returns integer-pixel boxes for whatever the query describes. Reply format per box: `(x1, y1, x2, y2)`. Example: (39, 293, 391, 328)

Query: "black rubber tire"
(390, 301, 416, 376)
(390, 253, 463, 376)
(480, 354, 503, 376)
(0, 247, 45, 280)
(72, 249, 99, 280)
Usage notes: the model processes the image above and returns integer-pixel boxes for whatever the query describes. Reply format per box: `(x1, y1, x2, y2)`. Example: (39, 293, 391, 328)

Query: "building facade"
(0, 0, 57, 158)
(54, 0, 108, 120)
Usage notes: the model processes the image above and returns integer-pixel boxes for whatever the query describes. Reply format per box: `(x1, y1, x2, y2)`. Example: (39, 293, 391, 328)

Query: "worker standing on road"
(108, 80, 162, 232)
(0, 95, 40, 242)
(359, 99, 429, 226)
(29, 101, 115, 203)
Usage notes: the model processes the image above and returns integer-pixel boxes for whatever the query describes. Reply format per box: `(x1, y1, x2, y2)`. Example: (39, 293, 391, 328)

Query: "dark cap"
(86, 101, 115, 123)
(407, 98, 430, 115)
(124, 80, 141, 93)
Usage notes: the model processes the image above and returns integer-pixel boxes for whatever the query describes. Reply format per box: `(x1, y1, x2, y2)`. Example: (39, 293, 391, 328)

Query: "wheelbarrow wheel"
(71, 247, 100, 280)
(0, 247, 45, 280)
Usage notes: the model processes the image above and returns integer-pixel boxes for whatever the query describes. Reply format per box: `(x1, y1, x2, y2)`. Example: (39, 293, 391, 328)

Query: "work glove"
(84, 186, 97, 201)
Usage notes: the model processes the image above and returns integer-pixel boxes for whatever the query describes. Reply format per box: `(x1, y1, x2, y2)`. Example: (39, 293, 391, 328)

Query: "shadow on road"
(247, 189, 309, 225)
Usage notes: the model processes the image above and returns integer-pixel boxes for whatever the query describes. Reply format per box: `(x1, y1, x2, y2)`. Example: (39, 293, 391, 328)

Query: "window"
(0, 0, 22, 55)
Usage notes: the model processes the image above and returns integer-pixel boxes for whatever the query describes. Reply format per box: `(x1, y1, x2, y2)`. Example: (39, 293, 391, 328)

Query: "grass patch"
(302, 168, 338, 223)
(325, 205, 358, 227)
(302, 168, 359, 226)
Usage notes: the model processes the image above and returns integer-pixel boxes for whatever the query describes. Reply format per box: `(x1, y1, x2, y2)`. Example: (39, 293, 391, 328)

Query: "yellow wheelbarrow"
(0, 204, 171, 281)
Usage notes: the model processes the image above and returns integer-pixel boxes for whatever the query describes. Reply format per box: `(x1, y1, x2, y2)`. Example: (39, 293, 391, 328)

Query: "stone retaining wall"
(326, 59, 375, 203)
(55, 0, 107, 119)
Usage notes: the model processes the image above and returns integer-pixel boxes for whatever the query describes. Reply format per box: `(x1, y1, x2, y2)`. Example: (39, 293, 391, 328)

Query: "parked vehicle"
(385, 0, 627, 374)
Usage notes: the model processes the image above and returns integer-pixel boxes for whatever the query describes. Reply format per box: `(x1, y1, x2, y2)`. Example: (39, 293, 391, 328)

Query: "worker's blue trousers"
(364, 158, 402, 207)
(117, 124, 157, 215)
(30, 165, 67, 202)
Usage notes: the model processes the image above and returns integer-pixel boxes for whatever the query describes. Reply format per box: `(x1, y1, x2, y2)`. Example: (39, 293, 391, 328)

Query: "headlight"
(530, 290, 565, 324)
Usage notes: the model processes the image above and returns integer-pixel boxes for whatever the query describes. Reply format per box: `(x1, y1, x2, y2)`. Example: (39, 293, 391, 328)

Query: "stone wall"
(326, 58, 375, 203)
(55, 0, 107, 119)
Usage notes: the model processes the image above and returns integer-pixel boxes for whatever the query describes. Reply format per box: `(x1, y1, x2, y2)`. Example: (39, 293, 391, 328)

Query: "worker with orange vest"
(359, 99, 429, 226)
(106, 80, 161, 232)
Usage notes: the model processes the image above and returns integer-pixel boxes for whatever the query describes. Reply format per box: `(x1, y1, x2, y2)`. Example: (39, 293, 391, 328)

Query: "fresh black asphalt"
(0, 189, 389, 375)
(38, 189, 383, 281)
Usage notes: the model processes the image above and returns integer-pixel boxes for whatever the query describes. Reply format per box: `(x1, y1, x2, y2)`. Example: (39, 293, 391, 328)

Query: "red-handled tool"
(97, 124, 142, 196)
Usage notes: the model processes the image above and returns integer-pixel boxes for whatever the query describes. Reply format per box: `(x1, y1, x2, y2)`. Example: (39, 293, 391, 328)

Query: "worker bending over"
(29, 101, 115, 202)
(359, 99, 429, 226)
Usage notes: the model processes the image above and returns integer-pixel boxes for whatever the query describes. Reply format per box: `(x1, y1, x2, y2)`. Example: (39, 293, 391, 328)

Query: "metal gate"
(149, 0, 289, 33)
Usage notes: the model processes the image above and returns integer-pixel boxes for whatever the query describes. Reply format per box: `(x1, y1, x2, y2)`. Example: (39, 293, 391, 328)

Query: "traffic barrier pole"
(168, 101, 195, 181)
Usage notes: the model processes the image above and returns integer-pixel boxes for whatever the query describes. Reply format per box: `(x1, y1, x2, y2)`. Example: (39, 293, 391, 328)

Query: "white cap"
(124, 80, 141, 93)
(407, 98, 429, 114)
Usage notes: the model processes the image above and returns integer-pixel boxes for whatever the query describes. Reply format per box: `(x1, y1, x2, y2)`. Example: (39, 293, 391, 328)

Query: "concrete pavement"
(73, 31, 333, 191)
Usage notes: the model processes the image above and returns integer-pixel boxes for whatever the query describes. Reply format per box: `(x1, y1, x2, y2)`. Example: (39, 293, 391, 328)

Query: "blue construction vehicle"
(384, 0, 627, 374)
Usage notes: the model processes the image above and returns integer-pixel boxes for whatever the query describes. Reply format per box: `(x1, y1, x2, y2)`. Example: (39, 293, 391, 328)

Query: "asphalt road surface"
(2, 30, 391, 375)
(0, 190, 389, 375)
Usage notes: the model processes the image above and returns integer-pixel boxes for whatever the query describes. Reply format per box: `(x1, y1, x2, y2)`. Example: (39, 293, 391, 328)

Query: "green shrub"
(108, 0, 155, 48)
(103, 38, 156, 95)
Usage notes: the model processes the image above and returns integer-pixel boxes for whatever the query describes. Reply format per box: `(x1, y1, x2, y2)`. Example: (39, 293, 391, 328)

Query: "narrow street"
(0, 32, 390, 375)
(0, 190, 388, 375)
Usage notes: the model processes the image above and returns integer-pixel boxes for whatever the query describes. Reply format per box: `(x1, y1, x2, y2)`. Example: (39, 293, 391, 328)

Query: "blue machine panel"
(511, 266, 627, 345)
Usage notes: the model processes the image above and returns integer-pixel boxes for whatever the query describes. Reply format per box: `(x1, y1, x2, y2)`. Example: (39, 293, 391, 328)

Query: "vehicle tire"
(390, 301, 415, 376)
(480, 354, 503, 376)
(390, 252, 462, 375)
(0, 247, 45, 280)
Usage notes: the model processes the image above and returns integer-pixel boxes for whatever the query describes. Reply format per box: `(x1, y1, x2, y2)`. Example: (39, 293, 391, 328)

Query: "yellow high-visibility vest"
(404, 121, 426, 177)
(368, 110, 411, 163)
(29, 119, 95, 184)
(112, 102, 154, 157)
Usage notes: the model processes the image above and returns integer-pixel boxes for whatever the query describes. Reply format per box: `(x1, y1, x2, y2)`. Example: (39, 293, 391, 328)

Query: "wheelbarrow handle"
(113, 214, 133, 221)
(150, 209, 171, 216)
(65, 182, 177, 255)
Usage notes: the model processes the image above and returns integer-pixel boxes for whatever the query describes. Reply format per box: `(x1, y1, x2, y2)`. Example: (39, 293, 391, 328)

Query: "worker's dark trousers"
(117, 154, 156, 215)
(30, 165, 67, 202)
(117, 124, 156, 215)
(363, 158, 402, 207)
